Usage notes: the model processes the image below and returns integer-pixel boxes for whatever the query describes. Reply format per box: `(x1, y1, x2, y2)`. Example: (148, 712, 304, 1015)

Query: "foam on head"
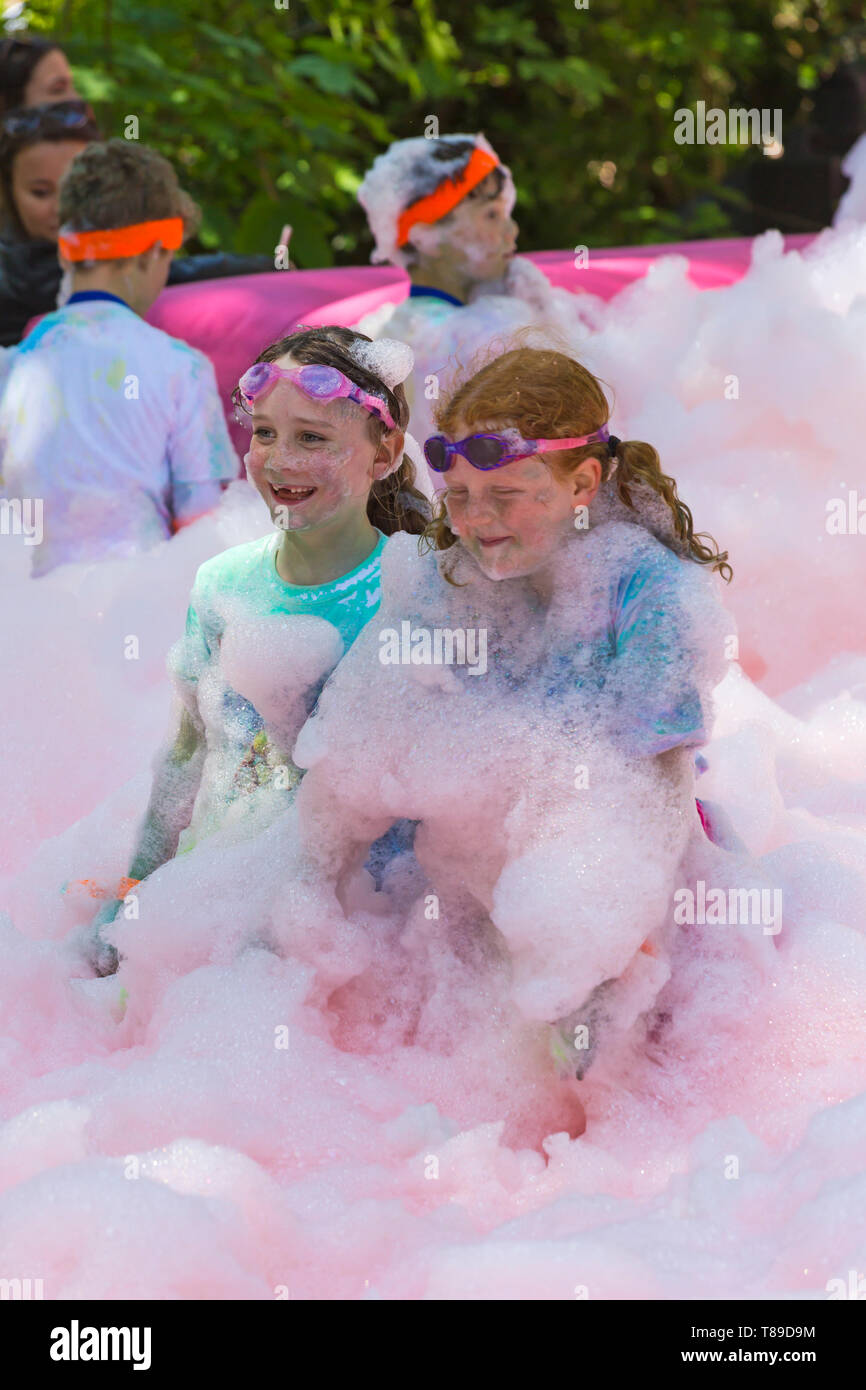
(357, 132, 514, 266)
(346, 336, 414, 392)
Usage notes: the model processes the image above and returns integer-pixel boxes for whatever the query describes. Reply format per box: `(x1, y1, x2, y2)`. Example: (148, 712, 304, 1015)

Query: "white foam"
(835, 131, 866, 225)
(347, 337, 414, 391)
(1, 223, 865, 1301)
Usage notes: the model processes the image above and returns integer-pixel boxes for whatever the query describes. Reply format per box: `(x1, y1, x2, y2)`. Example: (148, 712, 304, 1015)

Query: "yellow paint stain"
(105, 358, 126, 390)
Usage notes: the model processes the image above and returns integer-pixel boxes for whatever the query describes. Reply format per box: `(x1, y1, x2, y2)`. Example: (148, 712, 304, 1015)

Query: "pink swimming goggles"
(237, 361, 397, 431)
(424, 426, 610, 472)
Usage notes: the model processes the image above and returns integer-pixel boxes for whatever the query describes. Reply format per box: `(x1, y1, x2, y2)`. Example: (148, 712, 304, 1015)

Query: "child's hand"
(550, 979, 616, 1080)
(82, 898, 122, 977)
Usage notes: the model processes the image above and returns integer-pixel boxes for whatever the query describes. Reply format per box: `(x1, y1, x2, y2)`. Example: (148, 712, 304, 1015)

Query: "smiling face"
(23, 50, 78, 107)
(441, 420, 603, 580)
(11, 138, 87, 240)
(243, 354, 402, 533)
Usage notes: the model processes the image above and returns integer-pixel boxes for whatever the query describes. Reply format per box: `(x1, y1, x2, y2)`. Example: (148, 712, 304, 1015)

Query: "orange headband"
(396, 145, 499, 248)
(58, 217, 184, 262)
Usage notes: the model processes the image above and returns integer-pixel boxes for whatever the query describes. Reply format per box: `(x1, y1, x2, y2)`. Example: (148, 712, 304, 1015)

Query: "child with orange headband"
(0, 138, 239, 575)
(360, 134, 518, 306)
(357, 134, 594, 475)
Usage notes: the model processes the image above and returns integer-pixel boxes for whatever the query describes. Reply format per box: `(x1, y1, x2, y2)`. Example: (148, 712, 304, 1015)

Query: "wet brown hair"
(232, 325, 430, 536)
(425, 346, 732, 580)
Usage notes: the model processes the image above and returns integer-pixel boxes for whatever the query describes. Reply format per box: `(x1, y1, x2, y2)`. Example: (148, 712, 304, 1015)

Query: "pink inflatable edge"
(27, 234, 816, 459)
(145, 235, 815, 456)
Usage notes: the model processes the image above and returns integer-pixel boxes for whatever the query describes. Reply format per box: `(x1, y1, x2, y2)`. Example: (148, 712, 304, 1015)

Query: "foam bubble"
(348, 337, 414, 391)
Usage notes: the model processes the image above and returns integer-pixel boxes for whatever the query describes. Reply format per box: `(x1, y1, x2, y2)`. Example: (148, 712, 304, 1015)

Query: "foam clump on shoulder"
(377, 267, 597, 449)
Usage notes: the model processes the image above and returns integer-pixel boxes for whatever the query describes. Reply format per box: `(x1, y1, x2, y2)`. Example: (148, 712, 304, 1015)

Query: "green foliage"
(20, 0, 864, 262)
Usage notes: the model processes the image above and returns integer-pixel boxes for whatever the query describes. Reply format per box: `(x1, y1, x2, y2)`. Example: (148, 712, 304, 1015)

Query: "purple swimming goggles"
(238, 361, 397, 431)
(424, 426, 610, 473)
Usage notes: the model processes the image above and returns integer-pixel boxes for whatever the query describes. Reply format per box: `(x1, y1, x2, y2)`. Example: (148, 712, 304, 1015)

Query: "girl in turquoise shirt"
(84, 324, 427, 973)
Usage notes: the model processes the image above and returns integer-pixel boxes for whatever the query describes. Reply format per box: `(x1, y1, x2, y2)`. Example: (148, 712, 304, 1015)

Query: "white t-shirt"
(0, 294, 239, 575)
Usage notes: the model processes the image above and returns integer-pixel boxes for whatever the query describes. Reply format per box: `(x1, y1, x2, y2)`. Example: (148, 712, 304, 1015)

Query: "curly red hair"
(424, 347, 731, 580)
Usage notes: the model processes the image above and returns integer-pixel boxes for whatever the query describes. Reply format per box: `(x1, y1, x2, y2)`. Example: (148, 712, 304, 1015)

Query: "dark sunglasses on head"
(1, 98, 96, 141)
(0, 36, 36, 65)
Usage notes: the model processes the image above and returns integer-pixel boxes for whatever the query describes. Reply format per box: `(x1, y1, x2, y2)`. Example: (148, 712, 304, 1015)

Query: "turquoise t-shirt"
(537, 536, 709, 756)
(169, 529, 386, 845)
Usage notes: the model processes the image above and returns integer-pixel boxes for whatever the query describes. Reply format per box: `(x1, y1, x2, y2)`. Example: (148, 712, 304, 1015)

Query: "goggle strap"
(533, 428, 609, 453)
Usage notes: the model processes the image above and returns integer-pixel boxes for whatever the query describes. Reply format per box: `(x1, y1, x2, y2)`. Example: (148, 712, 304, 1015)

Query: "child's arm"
(170, 479, 231, 533)
(83, 576, 215, 974)
(607, 552, 726, 758)
(126, 705, 206, 880)
(83, 705, 206, 975)
(166, 347, 240, 531)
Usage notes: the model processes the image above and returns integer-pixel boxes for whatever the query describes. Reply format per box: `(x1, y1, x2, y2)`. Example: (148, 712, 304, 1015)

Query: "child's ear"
(372, 429, 405, 481)
(408, 222, 445, 259)
(136, 244, 172, 273)
(572, 455, 602, 500)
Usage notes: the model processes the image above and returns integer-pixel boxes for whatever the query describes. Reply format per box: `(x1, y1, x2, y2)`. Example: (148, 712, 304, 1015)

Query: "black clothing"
(0, 235, 58, 347)
(0, 237, 274, 348)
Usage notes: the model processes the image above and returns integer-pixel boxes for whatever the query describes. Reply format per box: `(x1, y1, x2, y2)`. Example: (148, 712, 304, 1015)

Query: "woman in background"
(0, 97, 100, 345)
(0, 88, 275, 343)
(0, 32, 78, 113)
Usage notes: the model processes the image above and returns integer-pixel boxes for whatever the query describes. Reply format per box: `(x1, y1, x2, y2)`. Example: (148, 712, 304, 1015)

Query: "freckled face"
(441, 419, 598, 580)
(243, 355, 382, 533)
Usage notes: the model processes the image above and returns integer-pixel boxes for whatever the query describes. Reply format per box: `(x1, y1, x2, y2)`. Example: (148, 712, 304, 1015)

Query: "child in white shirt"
(0, 138, 239, 575)
(356, 133, 596, 481)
